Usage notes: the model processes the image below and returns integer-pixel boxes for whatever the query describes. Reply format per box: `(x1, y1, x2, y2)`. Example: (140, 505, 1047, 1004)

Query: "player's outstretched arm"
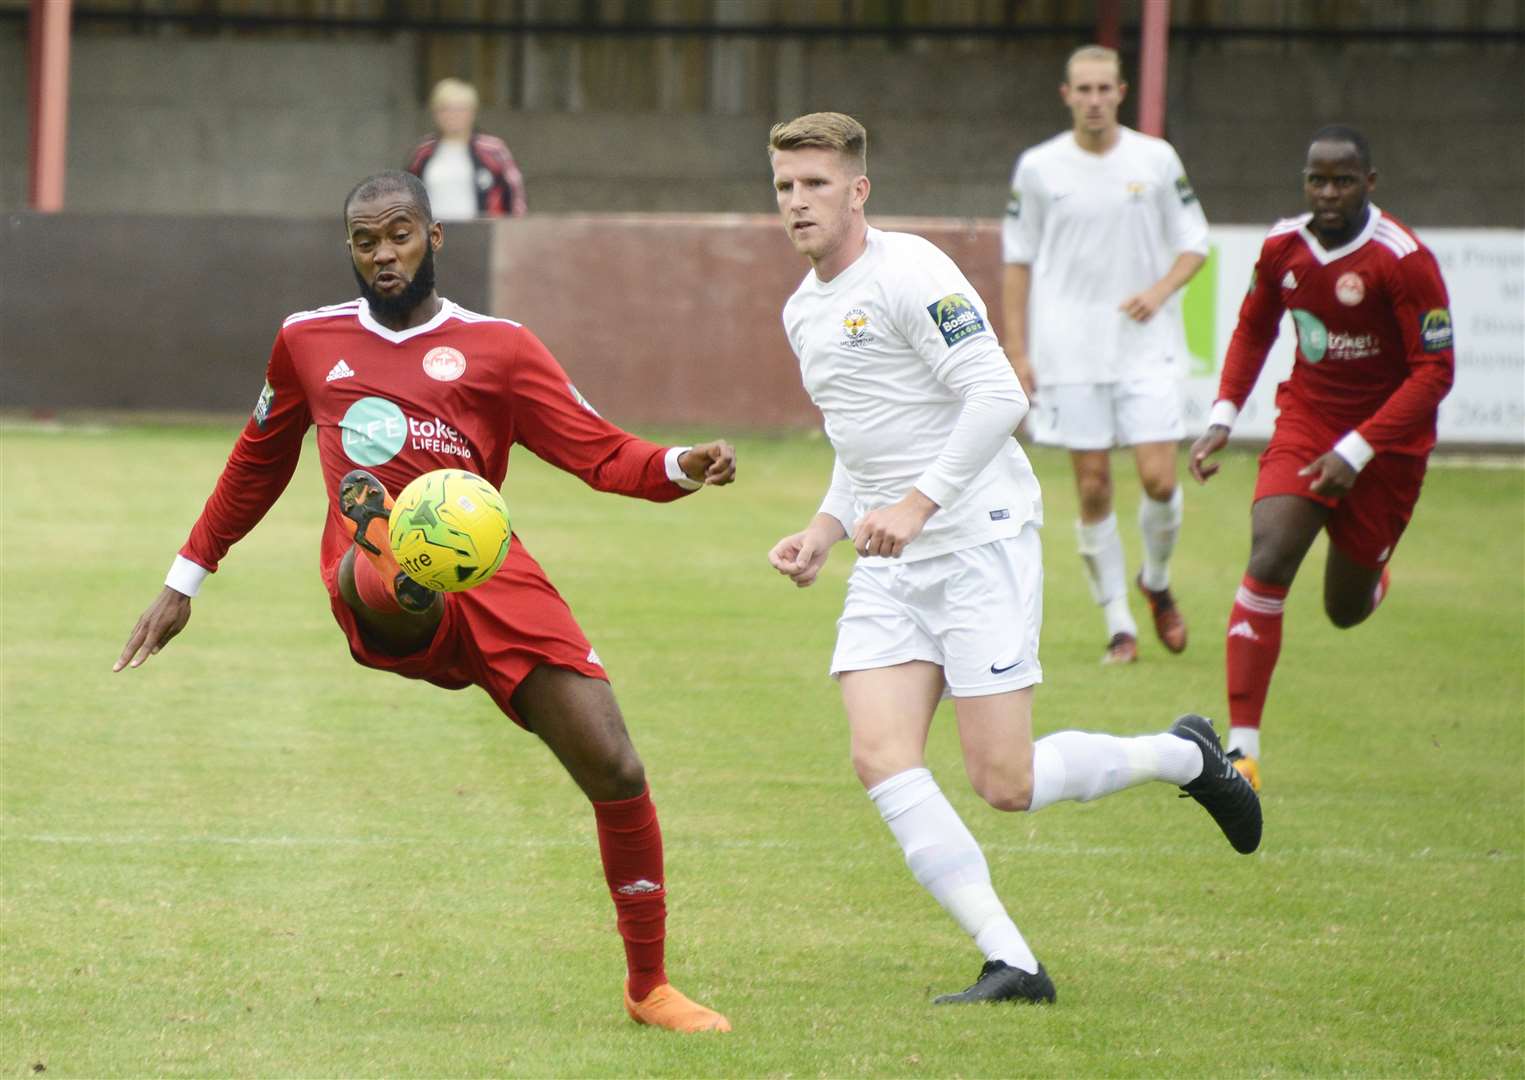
(114, 586, 192, 672)
(1189, 425, 1230, 484)
(769, 513, 846, 589)
(677, 440, 737, 486)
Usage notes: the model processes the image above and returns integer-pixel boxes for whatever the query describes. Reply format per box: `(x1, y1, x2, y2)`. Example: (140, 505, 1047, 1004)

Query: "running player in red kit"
(114, 171, 735, 1033)
(1190, 127, 1455, 791)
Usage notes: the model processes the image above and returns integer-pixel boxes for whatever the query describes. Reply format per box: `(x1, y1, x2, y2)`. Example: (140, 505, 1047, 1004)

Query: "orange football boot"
(624, 982, 731, 1033)
(1101, 632, 1138, 665)
(337, 469, 436, 614)
(1136, 574, 1188, 654)
(1228, 749, 1262, 793)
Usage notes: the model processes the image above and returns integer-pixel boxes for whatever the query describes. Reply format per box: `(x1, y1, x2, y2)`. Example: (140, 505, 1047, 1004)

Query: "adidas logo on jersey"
(326, 359, 356, 383)
(1228, 620, 1260, 642)
(1281, 271, 1297, 290)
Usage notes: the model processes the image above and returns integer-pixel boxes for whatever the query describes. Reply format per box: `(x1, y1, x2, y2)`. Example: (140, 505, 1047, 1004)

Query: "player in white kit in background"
(765, 112, 1260, 1005)
(1003, 45, 1210, 665)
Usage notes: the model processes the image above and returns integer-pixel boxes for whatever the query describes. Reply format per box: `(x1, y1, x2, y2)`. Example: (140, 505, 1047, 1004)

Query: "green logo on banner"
(1181, 244, 1218, 377)
(340, 396, 407, 465)
(1291, 309, 1328, 363)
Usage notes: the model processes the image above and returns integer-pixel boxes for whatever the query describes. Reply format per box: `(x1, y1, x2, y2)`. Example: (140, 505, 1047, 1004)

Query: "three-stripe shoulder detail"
(451, 304, 522, 328)
(1267, 214, 1309, 239)
(283, 301, 362, 328)
(1373, 220, 1419, 259)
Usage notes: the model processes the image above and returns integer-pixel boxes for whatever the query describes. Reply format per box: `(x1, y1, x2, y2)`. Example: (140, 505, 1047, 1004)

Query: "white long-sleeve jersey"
(782, 227, 1044, 564)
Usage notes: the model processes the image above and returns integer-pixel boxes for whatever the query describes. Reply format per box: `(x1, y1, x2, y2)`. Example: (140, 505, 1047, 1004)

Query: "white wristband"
(664, 446, 702, 491)
(165, 555, 210, 598)
(1332, 430, 1375, 473)
(1207, 400, 1240, 431)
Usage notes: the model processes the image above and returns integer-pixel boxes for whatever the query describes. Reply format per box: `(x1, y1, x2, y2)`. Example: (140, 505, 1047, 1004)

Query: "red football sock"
(592, 786, 667, 1001)
(352, 549, 402, 614)
(1226, 574, 1288, 730)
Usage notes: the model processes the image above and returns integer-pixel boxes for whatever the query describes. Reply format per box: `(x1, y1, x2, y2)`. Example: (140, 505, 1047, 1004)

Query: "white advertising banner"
(1178, 227, 1524, 446)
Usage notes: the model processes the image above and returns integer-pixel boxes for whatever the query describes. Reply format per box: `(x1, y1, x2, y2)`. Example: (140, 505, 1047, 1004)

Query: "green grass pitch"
(2, 423, 1520, 1078)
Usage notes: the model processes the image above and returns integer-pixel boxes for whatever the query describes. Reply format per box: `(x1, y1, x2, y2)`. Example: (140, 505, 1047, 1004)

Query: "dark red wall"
(489, 214, 1004, 429)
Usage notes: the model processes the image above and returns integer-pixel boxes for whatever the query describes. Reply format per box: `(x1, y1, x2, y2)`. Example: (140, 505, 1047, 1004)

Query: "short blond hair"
(767, 112, 868, 174)
(1064, 45, 1123, 83)
(429, 77, 479, 111)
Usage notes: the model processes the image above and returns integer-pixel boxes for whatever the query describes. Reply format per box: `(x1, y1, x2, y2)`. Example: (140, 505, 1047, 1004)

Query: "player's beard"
(356, 244, 437, 321)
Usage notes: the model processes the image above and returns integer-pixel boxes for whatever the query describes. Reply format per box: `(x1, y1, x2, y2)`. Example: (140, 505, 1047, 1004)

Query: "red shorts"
(324, 535, 607, 727)
(1254, 408, 1429, 569)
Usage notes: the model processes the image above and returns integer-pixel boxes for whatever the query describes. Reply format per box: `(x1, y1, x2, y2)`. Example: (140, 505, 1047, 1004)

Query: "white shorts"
(830, 528, 1043, 698)
(1032, 379, 1185, 450)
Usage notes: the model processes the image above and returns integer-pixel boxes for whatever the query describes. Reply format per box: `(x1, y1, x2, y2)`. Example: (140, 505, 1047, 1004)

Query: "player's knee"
(1246, 547, 1296, 587)
(592, 751, 647, 800)
(1141, 476, 1176, 503)
(850, 744, 919, 791)
(981, 783, 1033, 813)
(971, 770, 1034, 813)
(1076, 483, 1112, 519)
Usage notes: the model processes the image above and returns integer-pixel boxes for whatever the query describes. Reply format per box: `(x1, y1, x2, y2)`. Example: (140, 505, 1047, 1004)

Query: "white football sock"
(1227, 726, 1261, 760)
(1027, 729, 1203, 812)
(868, 768, 1039, 973)
(1138, 487, 1184, 592)
(1077, 514, 1137, 638)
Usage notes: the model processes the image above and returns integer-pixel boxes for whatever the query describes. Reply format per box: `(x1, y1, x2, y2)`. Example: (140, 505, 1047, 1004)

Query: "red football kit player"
(1191, 127, 1455, 791)
(117, 171, 735, 1033)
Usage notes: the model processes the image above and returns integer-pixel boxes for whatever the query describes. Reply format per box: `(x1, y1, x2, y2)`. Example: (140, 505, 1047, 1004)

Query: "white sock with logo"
(1138, 487, 1184, 592)
(1027, 730, 1203, 811)
(868, 767, 1039, 974)
(1076, 514, 1137, 638)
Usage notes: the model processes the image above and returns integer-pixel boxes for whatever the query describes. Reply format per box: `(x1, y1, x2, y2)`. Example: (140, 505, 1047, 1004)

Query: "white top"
(782, 227, 1043, 565)
(1002, 127, 1210, 385)
(421, 141, 479, 222)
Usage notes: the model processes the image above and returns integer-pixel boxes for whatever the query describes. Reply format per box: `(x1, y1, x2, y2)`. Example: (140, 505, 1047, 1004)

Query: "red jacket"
(407, 131, 527, 218)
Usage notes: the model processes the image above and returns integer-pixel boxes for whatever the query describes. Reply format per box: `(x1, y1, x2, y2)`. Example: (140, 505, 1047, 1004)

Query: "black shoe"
(1170, 713, 1262, 854)
(932, 960, 1055, 1005)
(390, 571, 437, 614)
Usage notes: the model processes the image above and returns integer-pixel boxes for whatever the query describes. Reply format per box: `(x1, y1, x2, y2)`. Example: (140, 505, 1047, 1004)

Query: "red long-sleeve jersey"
(1217, 207, 1455, 456)
(181, 298, 691, 579)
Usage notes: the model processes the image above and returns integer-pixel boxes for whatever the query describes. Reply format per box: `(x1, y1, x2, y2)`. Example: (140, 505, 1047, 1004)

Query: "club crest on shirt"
(252, 380, 275, 429)
(841, 308, 874, 348)
(1126, 180, 1148, 201)
(1420, 308, 1453, 352)
(926, 294, 986, 347)
(422, 346, 467, 381)
(1335, 272, 1366, 306)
